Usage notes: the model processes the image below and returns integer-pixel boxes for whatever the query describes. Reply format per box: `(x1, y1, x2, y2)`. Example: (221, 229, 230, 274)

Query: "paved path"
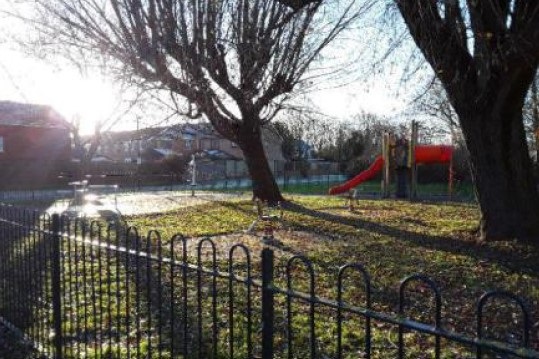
(46, 190, 250, 217)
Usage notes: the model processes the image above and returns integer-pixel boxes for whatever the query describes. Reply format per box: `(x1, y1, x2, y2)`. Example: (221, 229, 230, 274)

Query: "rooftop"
(0, 101, 69, 129)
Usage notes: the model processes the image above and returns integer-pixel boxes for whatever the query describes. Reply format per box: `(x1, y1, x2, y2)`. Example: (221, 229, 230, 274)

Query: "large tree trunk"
(237, 126, 284, 203)
(532, 78, 539, 163)
(457, 83, 539, 242)
(392, 0, 539, 243)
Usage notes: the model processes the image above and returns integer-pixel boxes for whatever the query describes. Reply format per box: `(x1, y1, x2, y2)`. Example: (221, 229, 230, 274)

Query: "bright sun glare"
(47, 71, 120, 135)
(0, 47, 122, 135)
(0, 3, 125, 135)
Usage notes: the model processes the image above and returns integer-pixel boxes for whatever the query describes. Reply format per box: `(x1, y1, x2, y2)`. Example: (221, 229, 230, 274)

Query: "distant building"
(0, 101, 71, 188)
(92, 123, 285, 180)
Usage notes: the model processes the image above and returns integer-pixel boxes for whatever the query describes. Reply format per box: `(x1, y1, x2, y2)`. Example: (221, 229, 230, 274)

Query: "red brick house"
(0, 101, 71, 188)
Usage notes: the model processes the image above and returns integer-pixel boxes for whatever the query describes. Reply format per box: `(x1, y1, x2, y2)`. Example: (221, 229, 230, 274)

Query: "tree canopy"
(33, 0, 368, 201)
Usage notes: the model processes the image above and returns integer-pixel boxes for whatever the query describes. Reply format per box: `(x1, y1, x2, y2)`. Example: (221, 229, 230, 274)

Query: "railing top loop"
(146, 229, 161, 252)
(197, 237, 217, 268)
(399, 273, 442, 327)
(229, 243, 252, 279)
(337, 263, 372, 307)
(286, 255, 315, 296)
(125, 225, 139, 237)
(170, 233, 188, 255)
(477, 290, 531, 347)
(125, 226, 140, 249)
(229, 243, 251, 261)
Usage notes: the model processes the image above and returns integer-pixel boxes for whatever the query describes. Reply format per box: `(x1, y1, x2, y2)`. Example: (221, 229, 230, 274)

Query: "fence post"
(51, 214, 63, 359)
(261, 248, 274, 359)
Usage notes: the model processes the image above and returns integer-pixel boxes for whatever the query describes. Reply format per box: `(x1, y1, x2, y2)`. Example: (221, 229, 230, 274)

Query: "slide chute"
(329, 145, 452, 195)
(329, 155, 384, 195)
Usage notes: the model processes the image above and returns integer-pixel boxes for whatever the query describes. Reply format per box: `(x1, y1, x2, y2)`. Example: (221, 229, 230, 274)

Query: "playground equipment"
(67, 180, 121, 218)
(189, 154, 197, 197)
(329, 121, 454, 199)
(246, 199, 284, 242)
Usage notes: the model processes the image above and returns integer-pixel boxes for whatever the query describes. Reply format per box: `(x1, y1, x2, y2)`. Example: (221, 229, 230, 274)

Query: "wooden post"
(449, 122, 455, 200)
(382, 132, 391, 198)
(348, 190, 355, 211)
(409, 121, 418, 200)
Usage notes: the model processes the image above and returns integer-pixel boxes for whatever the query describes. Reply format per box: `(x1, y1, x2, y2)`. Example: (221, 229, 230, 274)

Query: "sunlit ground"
(46, 190, 249, 217)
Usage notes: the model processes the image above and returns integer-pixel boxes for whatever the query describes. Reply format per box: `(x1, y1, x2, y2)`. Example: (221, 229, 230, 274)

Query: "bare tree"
(525, 73, 539, 163)
(31, 0, 368, 202)
(283, 0, 539, 242)
(411, 78, 458, 129)
(395, 1, 539, 241)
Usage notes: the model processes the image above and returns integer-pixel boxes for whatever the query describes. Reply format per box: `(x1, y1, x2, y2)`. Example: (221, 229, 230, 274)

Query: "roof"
(141, 147, 181, 160)
(0, 101, 70, 129)
(97, 122, 217, 143)
(98, 127, 164, 142)
(199, 149, 240, 161)
(90, 155, 115, 163)
(153, 148, 179, 157)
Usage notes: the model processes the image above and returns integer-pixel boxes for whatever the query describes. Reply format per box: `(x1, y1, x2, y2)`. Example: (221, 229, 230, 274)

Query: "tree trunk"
(237, 126, 284, 203)
(531, 78, 539, 164)
(458, 93, 539, 242)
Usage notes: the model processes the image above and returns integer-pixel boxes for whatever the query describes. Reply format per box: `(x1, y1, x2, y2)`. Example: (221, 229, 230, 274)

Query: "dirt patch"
(177, 229, 336, 267)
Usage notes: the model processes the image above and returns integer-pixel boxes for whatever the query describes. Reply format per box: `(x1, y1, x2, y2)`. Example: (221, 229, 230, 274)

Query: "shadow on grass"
(281, 201, 539, 275)
(215, 199, 539, 277)
(59, 219, 245, 358)
(219, 200, 539, 354)
(0, 204, 229, 358)
(0, 203, 57, 358)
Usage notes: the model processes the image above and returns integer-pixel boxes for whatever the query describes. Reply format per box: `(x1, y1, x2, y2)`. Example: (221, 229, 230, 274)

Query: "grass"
(329, 180, 475, 199)
(2, 194, 538, 358)
(195, 179, 475, 198)
(125, 195, 539, 357)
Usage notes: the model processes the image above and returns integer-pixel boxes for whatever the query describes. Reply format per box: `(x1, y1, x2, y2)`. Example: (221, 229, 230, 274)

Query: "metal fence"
(0, 174, 348, 204)
(0, 176, 477, 207)
(0, 204, 537, 358)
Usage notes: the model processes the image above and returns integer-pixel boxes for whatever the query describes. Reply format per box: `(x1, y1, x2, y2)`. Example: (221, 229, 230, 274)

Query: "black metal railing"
(0, 174, 348, 203)
(0, 203, 537, 358)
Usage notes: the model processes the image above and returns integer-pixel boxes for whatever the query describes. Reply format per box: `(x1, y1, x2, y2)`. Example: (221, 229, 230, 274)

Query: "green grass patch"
(3, 196, 537, 358)
(126, 195, 539, 356)
(277, 179, 475, 199)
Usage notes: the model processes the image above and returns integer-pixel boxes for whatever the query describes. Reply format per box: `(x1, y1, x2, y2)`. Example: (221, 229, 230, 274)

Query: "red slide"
(329, 145, 453, 195)
(329, 155, 385, 195)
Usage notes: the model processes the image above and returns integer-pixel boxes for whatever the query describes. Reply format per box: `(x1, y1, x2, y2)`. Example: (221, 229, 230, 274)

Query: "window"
(0, 136, 3, 153)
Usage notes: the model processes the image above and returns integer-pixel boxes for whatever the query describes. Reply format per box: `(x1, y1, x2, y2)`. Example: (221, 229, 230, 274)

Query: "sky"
(0, 1, 413, 136)
(0, 2, 125, 134)
(0, 46, 121, 134)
